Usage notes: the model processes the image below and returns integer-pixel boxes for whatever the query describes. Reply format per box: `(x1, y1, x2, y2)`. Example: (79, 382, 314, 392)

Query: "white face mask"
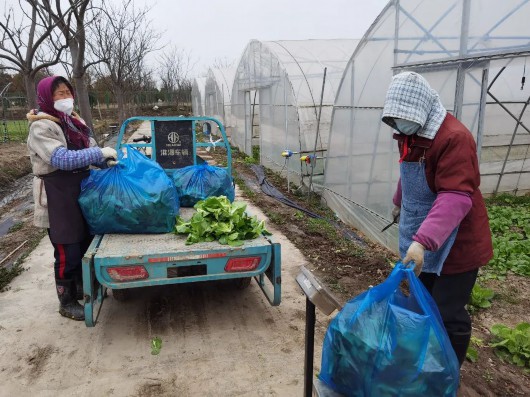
(54, 98, 74, 115)
(394, 119, 421, 135)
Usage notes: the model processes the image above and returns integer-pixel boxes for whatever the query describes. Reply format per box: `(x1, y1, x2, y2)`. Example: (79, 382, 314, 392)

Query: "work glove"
(392, 206, 401, 219)
(403, 241, 425, 276)
(100, 147, 118, 160)
(106, 159, 118, 167)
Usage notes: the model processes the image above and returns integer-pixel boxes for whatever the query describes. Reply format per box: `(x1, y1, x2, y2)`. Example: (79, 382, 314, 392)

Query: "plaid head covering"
(381, 72, 447, 140)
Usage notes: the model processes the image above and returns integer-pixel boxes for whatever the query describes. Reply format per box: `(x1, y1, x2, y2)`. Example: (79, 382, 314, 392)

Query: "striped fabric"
(50, 146, 103, 171)
(382, 72, 447, 140)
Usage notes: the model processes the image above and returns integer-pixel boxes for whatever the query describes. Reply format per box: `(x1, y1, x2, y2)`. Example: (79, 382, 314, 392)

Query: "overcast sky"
(136, 0, 390, 77)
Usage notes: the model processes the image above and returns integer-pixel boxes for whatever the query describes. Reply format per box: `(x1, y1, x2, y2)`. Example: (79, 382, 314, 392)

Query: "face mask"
(54, 98, 74, 115)
(394, 119, 421, 135)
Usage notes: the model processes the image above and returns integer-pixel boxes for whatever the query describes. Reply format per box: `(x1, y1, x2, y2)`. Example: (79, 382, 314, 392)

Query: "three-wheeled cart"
(81, 116, 281, 327)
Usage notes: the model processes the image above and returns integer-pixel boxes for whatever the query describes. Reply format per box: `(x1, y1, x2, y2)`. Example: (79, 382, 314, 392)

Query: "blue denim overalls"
(399, 160, 459, 275)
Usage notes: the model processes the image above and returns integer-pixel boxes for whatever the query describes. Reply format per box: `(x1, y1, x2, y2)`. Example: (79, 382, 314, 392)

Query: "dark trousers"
(48, 230, 93, 280)
(419, 269, 478, 334)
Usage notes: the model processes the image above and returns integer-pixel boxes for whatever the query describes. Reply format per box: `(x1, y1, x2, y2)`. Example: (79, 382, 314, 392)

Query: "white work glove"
(403, 241, 425, 276)
(100, 147, 118, 160)
(106, 159, 118, 167)
(392, 206, 401, 219)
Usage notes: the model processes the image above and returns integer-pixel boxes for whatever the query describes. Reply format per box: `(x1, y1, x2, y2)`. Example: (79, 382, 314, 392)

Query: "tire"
(233, 277, 252, 290)
(112, 288, 130, 301)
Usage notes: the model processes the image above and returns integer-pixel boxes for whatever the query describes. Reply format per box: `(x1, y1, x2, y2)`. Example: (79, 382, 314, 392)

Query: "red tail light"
(225, 257, 261, 272)
(107, 266, 149, 281)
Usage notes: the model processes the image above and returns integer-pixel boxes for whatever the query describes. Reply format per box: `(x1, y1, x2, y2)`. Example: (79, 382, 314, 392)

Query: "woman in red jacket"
(381, 72, 493, 366)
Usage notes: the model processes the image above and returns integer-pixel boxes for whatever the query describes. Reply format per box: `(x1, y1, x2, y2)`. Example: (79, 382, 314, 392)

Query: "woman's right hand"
(100, 147, 118, 160)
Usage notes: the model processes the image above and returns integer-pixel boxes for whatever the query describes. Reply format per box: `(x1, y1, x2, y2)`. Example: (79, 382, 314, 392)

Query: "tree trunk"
(115, 88, 127, 127)
(73, 74, 93, 131)
(23, 74, 37, 109)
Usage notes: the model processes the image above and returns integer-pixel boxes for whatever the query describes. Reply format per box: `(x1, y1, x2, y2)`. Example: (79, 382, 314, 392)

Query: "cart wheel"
(112, 288, 130, 301)
(233, 277, 252, 290)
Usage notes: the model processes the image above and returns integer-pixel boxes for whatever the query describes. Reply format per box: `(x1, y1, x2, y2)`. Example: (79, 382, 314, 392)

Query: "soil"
(224, 151, 530, 397)
(0, 138, 528, 396)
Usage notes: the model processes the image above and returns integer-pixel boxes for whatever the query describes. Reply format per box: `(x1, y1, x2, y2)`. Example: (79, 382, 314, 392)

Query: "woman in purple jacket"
(381, 72, 493, 366)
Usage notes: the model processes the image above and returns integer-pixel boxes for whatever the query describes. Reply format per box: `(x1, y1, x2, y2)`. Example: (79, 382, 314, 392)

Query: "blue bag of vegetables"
(319, 262, 460, 397)
(79, 145, 179, 234)
(172, 163, 234, 207)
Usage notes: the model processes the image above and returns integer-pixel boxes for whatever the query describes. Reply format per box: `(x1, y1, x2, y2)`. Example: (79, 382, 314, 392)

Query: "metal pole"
(1, 83, 13, 142)
(494, 95, 530, 194)
(308, 67, 327, 197)
(304, 297, 316, 397)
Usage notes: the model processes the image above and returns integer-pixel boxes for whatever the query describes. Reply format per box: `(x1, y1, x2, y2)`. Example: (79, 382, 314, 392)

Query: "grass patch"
(8, 222, 24, 233)
(0, 228, 46, 292)
(0, 120, 29, 142)
(233, 173, 256, 199)
(265, 210, 287, 225)
(0, 262, 25, 292)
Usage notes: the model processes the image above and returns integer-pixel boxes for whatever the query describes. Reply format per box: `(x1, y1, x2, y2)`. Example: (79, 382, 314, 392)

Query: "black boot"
(56, 279, 85, 321)
(74, 275, 84, 301)
(449, 331, 471, 367)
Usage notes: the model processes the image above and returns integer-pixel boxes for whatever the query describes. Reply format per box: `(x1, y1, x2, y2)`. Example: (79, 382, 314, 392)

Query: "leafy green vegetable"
(490, 322, 530, 368)
(485, 196, 530, 278)
(466, 346, 478, 363)
(151, 336, 162, 355)
(466, 336, 484, 362)
(468, 283, 494, 313)
(174, 196, 271, 245)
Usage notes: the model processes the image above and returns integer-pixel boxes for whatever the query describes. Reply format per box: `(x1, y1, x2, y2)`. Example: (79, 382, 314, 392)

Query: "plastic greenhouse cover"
(191, 77, 206, 116)
(204, 67, 236, 127)
(324, 0, 530, 253)
(230, 39, 359, 183)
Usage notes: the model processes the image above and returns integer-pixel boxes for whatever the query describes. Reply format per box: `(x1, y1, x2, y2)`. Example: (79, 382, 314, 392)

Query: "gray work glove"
(392, 205, 401, 219)
(100, 147, 118, 160)
(403, 241, 425, 277)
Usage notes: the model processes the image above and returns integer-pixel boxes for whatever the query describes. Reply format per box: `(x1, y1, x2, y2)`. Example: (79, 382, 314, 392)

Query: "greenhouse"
(324, 0, 530, 251)
(230, 39, 359, 189)
(204, 67, 237, 134)
(191, 77, 206, 116)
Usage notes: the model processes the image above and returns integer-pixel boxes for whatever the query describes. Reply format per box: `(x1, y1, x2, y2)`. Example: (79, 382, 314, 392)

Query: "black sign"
(154, 120, 194, 169)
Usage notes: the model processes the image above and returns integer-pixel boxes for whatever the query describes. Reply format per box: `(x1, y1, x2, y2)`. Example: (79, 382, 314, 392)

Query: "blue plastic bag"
(172, 163, 234, 207)
(79, 146, 179, 234)
(319, 262, 460, 397)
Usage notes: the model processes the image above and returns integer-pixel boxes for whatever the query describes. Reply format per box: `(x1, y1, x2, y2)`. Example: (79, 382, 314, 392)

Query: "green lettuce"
(174, 196, 271, 246)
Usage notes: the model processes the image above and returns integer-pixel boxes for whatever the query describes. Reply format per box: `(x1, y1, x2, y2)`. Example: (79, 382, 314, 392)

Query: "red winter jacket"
(393, 114, 493, 274)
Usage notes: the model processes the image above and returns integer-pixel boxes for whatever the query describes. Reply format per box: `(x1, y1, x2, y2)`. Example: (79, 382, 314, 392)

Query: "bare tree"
(158, 46, 196, 109)
(212, 57, 234, 69)
(88, 0, 160, 124)
(0, 1, 67, 108)
(30, 0, 100, 129)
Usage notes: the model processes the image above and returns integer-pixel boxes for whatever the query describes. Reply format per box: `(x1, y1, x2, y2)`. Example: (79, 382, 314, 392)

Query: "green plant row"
(467, 322, 530, 371)
(485, 194, 530, 278)
(490, 322, 530, 369)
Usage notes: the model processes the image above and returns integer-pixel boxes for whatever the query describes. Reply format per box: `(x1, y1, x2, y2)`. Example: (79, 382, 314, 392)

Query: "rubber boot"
(74, 275, 84, 301)
(56, 279, 85, 321)
(449, 331, 471, 367)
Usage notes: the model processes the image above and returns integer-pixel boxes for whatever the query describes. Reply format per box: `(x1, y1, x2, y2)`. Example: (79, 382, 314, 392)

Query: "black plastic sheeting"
(250, 165, 365, 246)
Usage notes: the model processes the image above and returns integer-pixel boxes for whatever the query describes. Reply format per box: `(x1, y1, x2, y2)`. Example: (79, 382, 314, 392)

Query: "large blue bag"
(79, 146, 179, 234)
(172, 163, 234, 207)
(319, 262, 460, 397)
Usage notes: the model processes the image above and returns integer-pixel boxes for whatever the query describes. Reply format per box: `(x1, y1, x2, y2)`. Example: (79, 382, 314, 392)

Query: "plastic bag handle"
(347, 263, 410, 325)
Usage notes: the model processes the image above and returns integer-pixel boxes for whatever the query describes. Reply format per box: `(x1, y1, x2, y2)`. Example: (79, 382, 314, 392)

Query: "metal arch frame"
(393, 0, 530, 195)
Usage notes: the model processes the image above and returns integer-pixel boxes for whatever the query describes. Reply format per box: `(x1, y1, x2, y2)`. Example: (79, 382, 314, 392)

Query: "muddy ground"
(0, 140, 529, 396)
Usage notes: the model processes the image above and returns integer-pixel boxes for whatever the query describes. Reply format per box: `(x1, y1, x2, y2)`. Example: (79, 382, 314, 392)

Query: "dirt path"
(0, 197, 332, 397)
